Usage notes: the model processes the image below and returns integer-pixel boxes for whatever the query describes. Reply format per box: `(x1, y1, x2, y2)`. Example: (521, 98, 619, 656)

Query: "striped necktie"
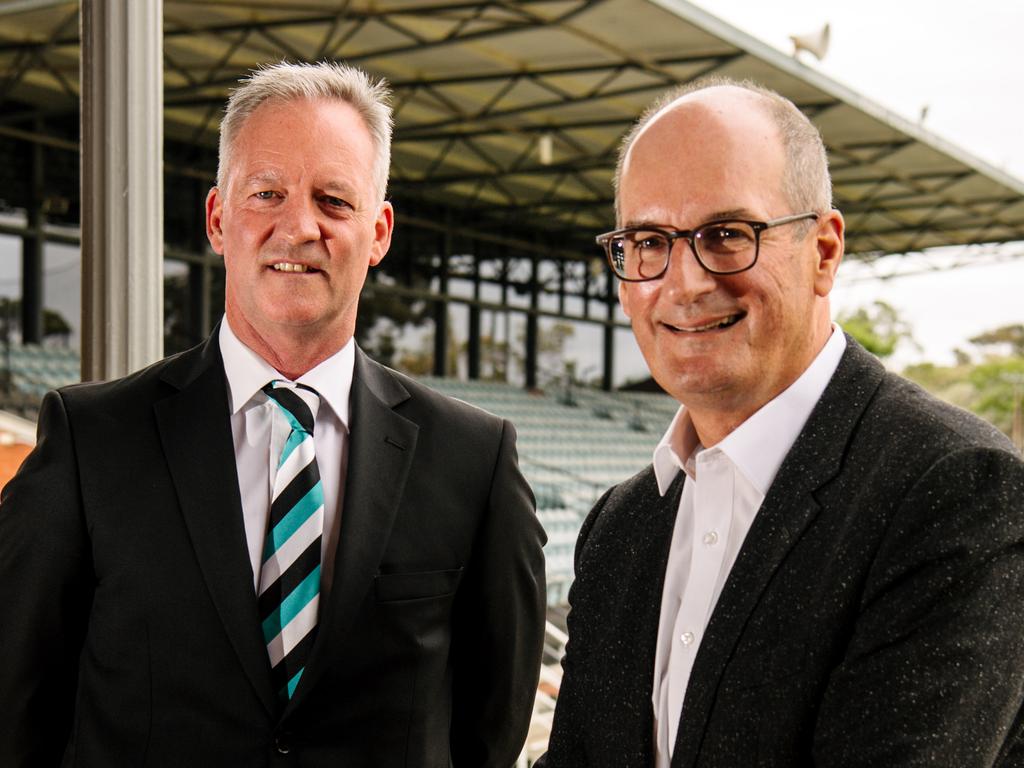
(259, 381, 324, 702)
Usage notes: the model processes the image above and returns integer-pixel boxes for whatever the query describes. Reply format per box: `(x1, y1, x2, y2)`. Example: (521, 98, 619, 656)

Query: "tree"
(836, 300, 916, 359)
(967, 358, 1024, 439)
(0, 297, 73, 346)
(969, 324, 1024, 357)
(903, 323, 1024, 452)
(356, 275, 432, 369)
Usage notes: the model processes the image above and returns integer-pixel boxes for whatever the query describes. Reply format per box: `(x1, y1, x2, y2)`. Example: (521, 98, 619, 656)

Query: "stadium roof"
(2, 0, 1023, 257)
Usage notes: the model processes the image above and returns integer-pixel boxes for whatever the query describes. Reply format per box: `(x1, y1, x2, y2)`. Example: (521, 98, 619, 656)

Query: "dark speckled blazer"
(539, 337, 1024, 768)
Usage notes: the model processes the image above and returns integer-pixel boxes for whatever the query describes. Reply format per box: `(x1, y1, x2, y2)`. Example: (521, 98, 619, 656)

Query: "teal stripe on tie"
(286, 669, 304, 698)
(276, 403, 306, 435)
(278, 428, 309, 468)
(262, 565, 322, 642)
(262, 482, 324, 560)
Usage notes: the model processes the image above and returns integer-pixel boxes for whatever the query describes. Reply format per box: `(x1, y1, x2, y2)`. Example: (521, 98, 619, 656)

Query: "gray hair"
(217, 60, 393, 201)
(614, 76, 832, 223)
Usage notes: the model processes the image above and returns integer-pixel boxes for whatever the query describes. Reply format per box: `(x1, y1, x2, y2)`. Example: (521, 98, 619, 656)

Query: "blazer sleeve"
(449, 418, 547, 768)
(814, 445, 1024, 766)
(0, 391, 93, 767)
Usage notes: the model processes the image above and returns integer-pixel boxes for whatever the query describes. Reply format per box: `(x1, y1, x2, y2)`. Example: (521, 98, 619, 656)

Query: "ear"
(369, 201, 394, 267)
(205, 187, 225, 255)
(812, 209, 844, 297)
(618, 279, 633, 319)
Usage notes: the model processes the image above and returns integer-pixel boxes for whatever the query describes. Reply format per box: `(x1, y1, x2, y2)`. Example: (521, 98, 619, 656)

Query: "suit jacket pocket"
(722, 638, 807, 691)
(374, 567, 464, 603)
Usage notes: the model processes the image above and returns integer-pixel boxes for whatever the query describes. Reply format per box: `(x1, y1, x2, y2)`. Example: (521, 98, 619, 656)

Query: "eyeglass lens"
(609, 221, 759, 280)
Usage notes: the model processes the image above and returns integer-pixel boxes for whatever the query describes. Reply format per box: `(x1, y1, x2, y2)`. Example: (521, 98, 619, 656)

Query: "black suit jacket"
(540, 338, 1024, 767)
(0, 333, 547, 767)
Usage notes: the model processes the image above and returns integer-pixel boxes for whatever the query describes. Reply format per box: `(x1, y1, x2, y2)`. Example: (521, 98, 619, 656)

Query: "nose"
(277, 194, 321, 245)
(660, 240, 718, 303)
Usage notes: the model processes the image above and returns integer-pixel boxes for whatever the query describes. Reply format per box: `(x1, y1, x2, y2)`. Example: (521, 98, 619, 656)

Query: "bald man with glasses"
(537, 78, 1024, 767)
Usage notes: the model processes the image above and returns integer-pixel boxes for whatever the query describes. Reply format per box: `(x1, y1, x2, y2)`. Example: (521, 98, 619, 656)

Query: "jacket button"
(275, 736, 290, 755)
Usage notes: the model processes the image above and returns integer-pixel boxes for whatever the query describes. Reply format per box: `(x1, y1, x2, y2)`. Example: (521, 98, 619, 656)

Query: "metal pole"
(432, 224, 450, 377)
(525, 255, 539, 390)
(80, 0, 164, 381)
(21, 127, 44, 345)
(468, 251, 481, 380)
(602, 270, 615, 392)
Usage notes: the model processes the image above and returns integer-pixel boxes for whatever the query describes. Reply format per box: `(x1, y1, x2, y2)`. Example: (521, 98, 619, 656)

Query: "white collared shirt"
(219, 318, 353, 595)
(652, 327, 847, 766)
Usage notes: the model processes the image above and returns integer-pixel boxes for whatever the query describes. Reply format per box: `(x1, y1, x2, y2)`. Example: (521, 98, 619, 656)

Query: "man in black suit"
(0, 61, 546, 767)
(539, 77, 1024, 767)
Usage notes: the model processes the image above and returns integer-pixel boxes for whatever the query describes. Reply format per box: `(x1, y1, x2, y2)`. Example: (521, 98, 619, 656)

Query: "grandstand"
(2, 343, 79, 399)
(3, 1, 1024, 763)
(423, 376, 677, 602)
(0, 343, 676, 606)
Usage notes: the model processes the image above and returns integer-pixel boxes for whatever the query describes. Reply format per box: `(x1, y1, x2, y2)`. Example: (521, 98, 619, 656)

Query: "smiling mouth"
(663, 312, 745, 333)
(270, 262, 320, 274)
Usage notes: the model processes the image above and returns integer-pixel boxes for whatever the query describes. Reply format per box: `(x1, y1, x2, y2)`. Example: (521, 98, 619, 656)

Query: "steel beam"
(80, 0, 164, 380)
(21, 129, 45, 344)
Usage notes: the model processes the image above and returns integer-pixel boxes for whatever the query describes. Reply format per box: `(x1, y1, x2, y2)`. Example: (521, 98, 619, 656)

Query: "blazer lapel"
(153, 334, 277, 716)
(628, 472, 686, 765)
(287, 349, 419, 708)
(672, 338, 886, 767)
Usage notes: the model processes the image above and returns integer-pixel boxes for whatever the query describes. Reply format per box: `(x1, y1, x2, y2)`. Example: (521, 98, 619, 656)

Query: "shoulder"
(824, 337, 1015, 463)
(867, 368, 1014, 457)
(576, 465, 664, 554)
(599, 464, 663, 513)
(360, 355, 506, 433)
(55, 342, 208, 417)
(815, 344, 1023, 522)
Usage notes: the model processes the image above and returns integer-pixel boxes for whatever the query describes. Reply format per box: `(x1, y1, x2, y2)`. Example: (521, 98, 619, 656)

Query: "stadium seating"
(0, 345, 676, 607)
(421, 377, 675, 604)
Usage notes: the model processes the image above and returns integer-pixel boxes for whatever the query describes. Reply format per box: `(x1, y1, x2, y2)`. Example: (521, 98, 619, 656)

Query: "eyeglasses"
(595, 211, 819, 282)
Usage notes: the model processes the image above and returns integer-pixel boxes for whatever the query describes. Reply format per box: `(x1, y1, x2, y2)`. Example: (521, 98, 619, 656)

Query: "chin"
(257, 299, 326, 326)
(656, 361, 738, 402)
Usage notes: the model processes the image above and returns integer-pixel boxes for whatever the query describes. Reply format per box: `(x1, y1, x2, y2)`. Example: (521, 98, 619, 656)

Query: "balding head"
(615, 78, 832, 224)
(610, 77, 845, 444)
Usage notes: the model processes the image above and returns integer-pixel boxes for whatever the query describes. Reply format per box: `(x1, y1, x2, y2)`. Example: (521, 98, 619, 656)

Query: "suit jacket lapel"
(672, 338, 886, 767)
(287, 349, 419, 708)
(153, 333, 277, 716)
(629, 472, 686, 764)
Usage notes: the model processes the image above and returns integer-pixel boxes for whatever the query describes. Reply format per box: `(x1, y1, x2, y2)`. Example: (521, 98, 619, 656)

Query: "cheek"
(620, 284, 658, 322)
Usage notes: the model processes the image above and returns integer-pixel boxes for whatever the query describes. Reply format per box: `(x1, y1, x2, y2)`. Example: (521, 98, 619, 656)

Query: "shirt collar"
(653, 407, 699, 496)
(219, 317, 354, 429)
(651, 326, 846, 497)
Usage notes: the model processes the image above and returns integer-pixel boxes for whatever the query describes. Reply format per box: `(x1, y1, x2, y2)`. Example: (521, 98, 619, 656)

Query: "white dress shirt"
(652, 328, 847, 766)
(219, 319, 353, 596)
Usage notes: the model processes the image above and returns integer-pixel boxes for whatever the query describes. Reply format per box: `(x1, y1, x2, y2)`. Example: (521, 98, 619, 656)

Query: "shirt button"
(702, 530, 719, 546)
(680, 631, 695, 646)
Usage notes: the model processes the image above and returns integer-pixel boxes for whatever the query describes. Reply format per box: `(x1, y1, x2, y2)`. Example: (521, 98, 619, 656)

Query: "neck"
(687, 320, 834, 447)
(227, 312, 352, 380)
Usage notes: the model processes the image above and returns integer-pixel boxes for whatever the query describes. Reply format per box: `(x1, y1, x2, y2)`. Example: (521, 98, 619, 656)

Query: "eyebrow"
(622, 209, 758, 230)
(237, 171, 282, 189)
(233, 173, 358, 204)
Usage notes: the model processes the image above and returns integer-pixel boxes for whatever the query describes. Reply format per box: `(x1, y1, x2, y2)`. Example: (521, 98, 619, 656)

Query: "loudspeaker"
(790, 23, 830, 62)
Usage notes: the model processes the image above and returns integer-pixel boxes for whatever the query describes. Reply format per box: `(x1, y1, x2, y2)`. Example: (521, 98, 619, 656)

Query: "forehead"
(229, 97, 374, 178)
(619, 89, 786, 223)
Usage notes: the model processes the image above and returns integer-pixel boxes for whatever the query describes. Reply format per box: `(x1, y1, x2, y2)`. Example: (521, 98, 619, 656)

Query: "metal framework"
(1, 0, 1023, 388)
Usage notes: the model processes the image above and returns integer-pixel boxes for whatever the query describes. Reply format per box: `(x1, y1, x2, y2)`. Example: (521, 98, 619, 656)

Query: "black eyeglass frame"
(595, 211, 820, 282)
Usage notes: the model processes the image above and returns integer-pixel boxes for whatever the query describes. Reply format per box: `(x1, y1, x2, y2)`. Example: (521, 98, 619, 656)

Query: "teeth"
(675, 314, 739, 332)
(272, 263, 309, 273)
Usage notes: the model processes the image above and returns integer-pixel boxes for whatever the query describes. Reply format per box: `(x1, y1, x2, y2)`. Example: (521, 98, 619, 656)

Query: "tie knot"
(263, 381, 319, 435)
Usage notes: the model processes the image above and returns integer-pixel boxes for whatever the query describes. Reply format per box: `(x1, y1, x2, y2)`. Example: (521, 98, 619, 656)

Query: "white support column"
(80, 0, 163, 381)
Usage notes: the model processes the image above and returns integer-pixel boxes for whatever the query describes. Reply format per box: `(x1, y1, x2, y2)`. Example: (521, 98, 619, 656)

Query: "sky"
(557, 0, 1024, 383)
(2, 1, 1022, 379)
(682, 0, 1024, 369)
